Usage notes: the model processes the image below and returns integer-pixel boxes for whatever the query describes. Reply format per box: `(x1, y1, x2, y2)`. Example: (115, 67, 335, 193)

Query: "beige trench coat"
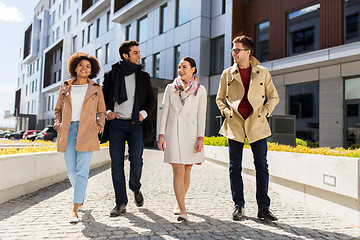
(216, 57, 279, 144)
(54, 78, 106, 152)
(159, 84, 207, 164)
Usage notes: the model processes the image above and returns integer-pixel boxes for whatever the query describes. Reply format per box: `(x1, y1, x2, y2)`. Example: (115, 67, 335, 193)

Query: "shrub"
(203, 136, 360, 158)
(296, 138, 307, 146)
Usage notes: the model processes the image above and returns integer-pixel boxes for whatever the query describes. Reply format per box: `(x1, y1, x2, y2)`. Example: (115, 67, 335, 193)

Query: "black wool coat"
(101, 62, 156, 143)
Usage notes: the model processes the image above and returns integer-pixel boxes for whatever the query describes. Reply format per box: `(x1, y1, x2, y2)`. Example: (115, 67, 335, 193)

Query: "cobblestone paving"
(0, 149, 359, 239)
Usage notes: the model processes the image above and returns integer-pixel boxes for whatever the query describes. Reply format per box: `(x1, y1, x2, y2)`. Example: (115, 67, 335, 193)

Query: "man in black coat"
(102, 40, 156, 217)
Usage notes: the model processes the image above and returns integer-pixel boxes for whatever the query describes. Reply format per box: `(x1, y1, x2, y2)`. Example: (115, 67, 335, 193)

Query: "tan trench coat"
(216, 57, 279, 144)
(54, 78, 106, 152)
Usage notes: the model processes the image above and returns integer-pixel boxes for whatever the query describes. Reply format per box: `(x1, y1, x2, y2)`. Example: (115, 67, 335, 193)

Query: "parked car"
(5, 131, 26, 140)
(0, 130, 11, 138)
(36, 126, 57, 142)
(23, 130, 41, 139)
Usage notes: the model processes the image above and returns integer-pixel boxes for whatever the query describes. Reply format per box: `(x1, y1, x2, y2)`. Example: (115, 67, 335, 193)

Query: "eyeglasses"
(231, 48, 249, 54)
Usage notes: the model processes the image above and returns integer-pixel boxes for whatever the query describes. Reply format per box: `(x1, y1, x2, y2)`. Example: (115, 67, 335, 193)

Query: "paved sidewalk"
(0, 148, 359, 239)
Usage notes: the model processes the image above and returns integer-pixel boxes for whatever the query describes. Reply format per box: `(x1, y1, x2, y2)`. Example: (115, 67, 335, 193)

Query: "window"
(287, 3, 320, 56)
(174, 45, 180, 78)
(125, 24, 131, 40)
(210, 36, 224, 75)
(59, 47, 63, 61)
(67, 16, 72, 32)
(141, 57, 146, 69)
(52, 31, 55, 43)
(95, 47, 102, 63)
(255, 21, 270, 62)
(68, 0, 71, 9)
(63, 21, 66, 34)
(52, 11, 56, 24)
(82, 29, 85, 47)
(222, 0, 226, 14)
(54, 72, 57, 84)
(53, 51, 57, 64)
(56, 27, 60, 40)
(58, 4, 61, 18)
(96, 18, 100, 38)
(35, 79, 38, 92)
(344, 0, 360, 43)
(137, 16, 147, 43)
(345, 77, 360, 148)
(105, 43, 109, 64)
(287, 82, 319, 143)
(160, 4, 167, 34)
(63, 0, 66, 14)
(153, 53, 160, 78)
(106, 11, 111, 31)
(58, 69, 61, 82)
(76, 9, 79, 26)
(37, 59, 39, 71)
(73, 35, 77, 53)
(176, 0, 191, 26)
(88, 23, 94, 43)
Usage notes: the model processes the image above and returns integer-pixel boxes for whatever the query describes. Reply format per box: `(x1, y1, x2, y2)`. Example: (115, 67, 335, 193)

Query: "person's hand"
(194, 140, 204, 153)
(107, 111, 120, 120)
(157, 137, 166, 151)
(139, 113, 144, 122)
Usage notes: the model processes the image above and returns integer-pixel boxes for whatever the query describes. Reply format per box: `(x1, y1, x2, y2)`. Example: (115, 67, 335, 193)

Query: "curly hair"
(68, 52, 100, 79)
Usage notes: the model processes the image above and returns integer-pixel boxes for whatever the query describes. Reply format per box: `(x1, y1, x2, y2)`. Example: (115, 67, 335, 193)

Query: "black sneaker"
(134, 190, 144, 207)
(232, 206, 244, 221)
(110, 204, 126, 217)
(257, 209, 278, 222)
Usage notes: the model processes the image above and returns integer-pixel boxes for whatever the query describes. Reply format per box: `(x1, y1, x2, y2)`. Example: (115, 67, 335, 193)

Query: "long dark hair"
(181, 57, 197, 74)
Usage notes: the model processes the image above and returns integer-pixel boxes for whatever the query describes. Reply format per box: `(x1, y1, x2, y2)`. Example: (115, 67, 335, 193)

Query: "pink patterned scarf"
(173, 76, 200, 104)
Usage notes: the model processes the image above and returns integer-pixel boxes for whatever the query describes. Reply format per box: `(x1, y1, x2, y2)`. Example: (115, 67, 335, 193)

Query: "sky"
(0, 1, 38, 129)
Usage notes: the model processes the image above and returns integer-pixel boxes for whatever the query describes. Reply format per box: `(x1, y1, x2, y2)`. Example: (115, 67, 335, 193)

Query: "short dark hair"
(119, 40, 140, 60)
(68, 52, 100, 79)
(232, 35, 254, 57)
(181, 57, 197, 74)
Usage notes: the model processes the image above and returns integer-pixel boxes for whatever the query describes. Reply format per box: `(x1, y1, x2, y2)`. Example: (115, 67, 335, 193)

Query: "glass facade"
(345, 77, 360, 148)
(160, 4, 167, 34)
(137, 16, 147, 43)
(174, 45, 180, 78)
(255, 21, 269, 62)
(287, 4, 320, 56)
(287, 82, 319, 143)
(176, 0, 191, 26)
(344, 0, 360, 43)
(210, 36, 224, 75)
(153, 53, 160, 78)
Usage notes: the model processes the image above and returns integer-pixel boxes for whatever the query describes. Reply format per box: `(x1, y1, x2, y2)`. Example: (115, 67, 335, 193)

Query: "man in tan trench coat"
(216, 35, 279, 222)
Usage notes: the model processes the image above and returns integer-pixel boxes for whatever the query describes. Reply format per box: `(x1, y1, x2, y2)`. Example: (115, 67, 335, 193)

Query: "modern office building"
(232, 0, 360, 148)
(14, 0, 233, 140)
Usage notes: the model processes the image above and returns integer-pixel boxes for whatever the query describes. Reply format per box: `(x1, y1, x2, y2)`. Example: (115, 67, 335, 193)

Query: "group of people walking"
(54, 35, 279, 224)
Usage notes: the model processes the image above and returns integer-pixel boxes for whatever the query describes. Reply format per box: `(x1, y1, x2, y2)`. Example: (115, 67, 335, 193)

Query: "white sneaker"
(68, 217, 79, 223)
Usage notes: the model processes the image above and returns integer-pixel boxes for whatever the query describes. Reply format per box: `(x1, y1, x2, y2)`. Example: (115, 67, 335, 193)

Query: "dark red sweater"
(237, 66, 253, 119)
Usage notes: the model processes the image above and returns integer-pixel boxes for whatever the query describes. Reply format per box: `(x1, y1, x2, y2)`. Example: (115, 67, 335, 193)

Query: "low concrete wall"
(0, 147, 110, 205)
(204, 145, 360, 226)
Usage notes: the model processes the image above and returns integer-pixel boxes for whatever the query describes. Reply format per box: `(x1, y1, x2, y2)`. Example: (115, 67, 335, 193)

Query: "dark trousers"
(228, 138, 270, 210)
(109, 119, 144, 206)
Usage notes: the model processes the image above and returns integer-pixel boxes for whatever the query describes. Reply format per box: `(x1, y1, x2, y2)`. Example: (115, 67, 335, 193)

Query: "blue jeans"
(64, 121, 93, 204)
(228, 138, 270, 210)
(109, 119, 144, 206)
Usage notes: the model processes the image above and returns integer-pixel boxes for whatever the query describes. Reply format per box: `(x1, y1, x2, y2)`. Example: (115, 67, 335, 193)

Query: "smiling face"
(232, 42, 251, 66)
(75, 59, 92, 78)
(177, 60, 195, 83)
(123, 45, 141, 65)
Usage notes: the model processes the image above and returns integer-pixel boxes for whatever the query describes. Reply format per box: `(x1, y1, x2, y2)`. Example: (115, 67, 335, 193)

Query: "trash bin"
(268, 115, 296, 146)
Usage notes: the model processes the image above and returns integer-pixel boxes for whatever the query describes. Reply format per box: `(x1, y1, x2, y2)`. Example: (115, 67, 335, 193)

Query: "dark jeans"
(228, 138, 270, 210)
(109, 119, 144, 206)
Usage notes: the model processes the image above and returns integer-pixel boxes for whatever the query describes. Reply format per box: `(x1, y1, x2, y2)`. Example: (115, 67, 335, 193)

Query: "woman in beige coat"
(158, 57, 207, 221)
(54, 52, 106, 223)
